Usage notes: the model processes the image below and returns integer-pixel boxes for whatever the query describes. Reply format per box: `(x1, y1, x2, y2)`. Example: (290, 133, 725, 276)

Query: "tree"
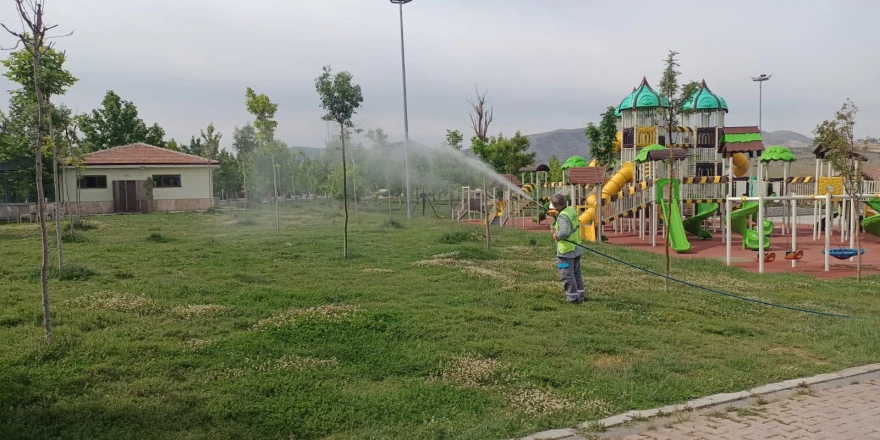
(471, 131, 536, 175)
(548, 155, 563, 182)
(657, 50, 685, 290)
(444, 129, 463, 150)
(200, 123, 222, 206)
(315, 65, 364, 258)
(816, 99, 865, 281)
(232, 123, 258, 217)
(78, 91, 165, 151)
(585, 106, 618, 173)
(468, 86, 493, 142)
(3, 41, 77, 269)
(244, 87, 280, 231)
(213, 149, 242, 199)
(1, 0, 71, 343)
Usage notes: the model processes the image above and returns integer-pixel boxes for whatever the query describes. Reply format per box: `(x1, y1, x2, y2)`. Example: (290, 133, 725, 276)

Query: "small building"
(65, 143, 218, 215)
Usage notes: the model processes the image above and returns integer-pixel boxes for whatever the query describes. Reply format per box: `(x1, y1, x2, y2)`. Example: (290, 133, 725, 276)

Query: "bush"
(147, 233, 171, 243)
(31, 263, 98, 281)
(64, 218, 97, 231)
(61, 230, 92, 243)
(383, 218, 404, 229)
(438, 230, 477, 244)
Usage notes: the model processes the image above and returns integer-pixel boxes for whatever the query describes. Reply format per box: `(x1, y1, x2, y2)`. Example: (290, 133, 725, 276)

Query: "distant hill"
(523, 128, 815, 165)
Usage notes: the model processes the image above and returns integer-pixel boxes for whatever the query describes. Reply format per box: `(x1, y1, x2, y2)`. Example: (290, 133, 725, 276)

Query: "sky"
(1, 0, 879, 151)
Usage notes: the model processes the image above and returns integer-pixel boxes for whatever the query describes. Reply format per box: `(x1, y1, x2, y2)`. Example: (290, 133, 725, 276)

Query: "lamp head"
(389, 0, 413, 3)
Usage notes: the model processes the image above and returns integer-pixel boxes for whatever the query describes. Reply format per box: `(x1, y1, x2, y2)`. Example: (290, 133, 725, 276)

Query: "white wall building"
(65, 143, 218, 215)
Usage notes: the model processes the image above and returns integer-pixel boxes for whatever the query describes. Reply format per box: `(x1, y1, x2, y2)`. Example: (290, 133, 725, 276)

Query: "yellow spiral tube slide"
(578, 162, 635, 241)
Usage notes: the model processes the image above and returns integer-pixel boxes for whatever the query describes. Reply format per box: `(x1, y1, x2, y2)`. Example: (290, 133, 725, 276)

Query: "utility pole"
(391, 0, 414, 218)
(750, 74, 772, 132)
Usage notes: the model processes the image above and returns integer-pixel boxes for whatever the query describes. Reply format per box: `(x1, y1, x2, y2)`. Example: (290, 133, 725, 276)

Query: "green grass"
(1, 200, 879, 439)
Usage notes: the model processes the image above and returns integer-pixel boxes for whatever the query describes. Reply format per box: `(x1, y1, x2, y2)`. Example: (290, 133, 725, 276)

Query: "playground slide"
(862, 199, 880, 239)
(727, 201, 771, 250)
(682, 203, 718, 240)
(656, 178, 691, 253)
(578, 162, 635, 242)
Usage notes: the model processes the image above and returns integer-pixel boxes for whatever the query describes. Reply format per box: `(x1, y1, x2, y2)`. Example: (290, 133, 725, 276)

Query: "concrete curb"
(515, 362, 880, 440)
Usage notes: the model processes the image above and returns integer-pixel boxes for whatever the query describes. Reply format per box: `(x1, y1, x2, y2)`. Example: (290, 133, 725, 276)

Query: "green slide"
(727, 201, 771, 250)
(862, 199, 880, 238)
(656, 179, 691, 253)
(683, 203, 718, 240)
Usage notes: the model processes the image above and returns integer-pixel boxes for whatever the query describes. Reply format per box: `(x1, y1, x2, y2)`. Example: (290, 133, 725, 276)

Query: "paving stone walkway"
(534, 376, 880, 440)
(613, 379, 880, 440)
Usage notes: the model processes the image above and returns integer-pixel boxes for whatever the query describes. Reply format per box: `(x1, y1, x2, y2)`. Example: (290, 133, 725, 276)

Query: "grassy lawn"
(1, 200, 879, 439)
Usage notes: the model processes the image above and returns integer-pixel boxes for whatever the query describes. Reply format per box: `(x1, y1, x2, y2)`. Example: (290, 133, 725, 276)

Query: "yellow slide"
(578, 162, 635, 242)
(732, 152, 749, 177)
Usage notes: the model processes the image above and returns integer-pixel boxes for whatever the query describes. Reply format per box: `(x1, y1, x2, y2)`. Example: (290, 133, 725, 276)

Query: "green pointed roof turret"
(683, 80, 728, 113)
(631, 77, 669, 109)
(616, 87, 637, 116)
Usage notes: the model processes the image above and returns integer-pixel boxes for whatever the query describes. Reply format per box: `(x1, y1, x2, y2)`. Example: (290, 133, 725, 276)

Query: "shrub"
(147, 233, 170, 243)
(438, 230, 477, 244)
(31, 263, 98, 281)
(64, 218, 97, 231)
(61, 230, 91, 243)
(383, 218, 404, 229)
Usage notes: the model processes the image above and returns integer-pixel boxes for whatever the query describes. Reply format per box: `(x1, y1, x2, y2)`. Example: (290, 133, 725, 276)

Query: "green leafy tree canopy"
(585, 106, 618, 171)
(78, 91, 166, 151)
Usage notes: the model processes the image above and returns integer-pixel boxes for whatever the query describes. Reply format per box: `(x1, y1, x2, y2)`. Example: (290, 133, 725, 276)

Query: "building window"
(79, 175, 107, 189)
(152, 175, 182, 188)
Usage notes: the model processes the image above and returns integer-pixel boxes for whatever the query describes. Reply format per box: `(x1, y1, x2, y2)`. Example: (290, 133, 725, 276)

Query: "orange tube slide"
(578, 162, 635, 241)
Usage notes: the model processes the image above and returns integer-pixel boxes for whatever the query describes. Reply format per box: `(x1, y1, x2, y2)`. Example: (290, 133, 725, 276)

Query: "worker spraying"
(548, 194, 585, 304)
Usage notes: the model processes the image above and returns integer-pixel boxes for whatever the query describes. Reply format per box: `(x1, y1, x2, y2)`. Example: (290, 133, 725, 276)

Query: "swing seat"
(757, 252, 776, 263)
(822, 248, 865, 260)
(784, 250, 804, 261)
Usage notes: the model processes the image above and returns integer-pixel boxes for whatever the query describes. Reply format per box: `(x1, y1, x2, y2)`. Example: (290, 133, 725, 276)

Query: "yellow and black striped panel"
(786, 176, 814, 183)
(521, 184, 534, 195)
(682, 176, 728, 184)
(673, 126, 694, 133)
(682, 199, 724, 204)
(606, 203, 650, 221)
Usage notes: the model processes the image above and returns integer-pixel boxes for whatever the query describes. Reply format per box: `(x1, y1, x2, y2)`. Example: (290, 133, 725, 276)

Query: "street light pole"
(750, 74, 772, 132)
(391, 0, 413, 218)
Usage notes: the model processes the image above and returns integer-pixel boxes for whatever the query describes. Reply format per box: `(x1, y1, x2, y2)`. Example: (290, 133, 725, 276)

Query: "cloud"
(1, 0, 878, 150)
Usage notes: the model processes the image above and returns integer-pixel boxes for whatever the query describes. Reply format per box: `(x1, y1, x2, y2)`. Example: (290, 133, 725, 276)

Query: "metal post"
(758, 80, 762, 132)
(726, 197, 732, 266)
(791, 199, 797, 268)
(825, 192, 831, 271)
(758, 194, 765, 273)
(396, 1, 413, 219)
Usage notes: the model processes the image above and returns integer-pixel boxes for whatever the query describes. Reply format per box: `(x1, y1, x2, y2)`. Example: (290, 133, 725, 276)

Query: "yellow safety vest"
(553, 206, 582, 254)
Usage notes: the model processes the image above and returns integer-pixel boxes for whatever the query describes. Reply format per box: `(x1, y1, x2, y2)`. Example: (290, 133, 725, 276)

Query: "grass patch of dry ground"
(1, 201, 879, 439)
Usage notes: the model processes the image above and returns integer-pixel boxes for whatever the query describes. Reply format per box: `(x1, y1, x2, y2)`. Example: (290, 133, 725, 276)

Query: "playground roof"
(682, 80, 728, 113)
(616, 78, 669, 113)
(760, 145, 796, 163)
(719, 126, 765, 157)
(568, 167, 605, 184)
(812, 143, 868, 161)
(519, 164, 549, 172)
(646, 149, 686, 162)
(492, 173, 522, 187)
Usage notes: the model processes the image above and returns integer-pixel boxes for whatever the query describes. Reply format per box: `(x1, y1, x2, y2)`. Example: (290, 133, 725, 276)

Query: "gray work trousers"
(558, 256, 584, 303)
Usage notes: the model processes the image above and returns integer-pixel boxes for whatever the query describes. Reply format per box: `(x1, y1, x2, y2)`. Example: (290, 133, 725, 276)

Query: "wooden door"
(112, 180, 139, 213)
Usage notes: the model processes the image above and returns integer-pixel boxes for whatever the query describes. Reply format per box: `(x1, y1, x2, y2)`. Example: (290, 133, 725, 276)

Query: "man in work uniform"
(549, 194, 585, 304)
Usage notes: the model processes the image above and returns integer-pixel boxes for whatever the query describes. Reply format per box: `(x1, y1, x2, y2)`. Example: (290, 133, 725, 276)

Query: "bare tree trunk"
(340, 124, 349, 258)
(242, 163, 248, 221)
(31, 32, 54, 343)
(483, 178, 491, 249)
(351, 148, 359, 221)
(65, 165, 73, 234)
(271, 154, 279, 232)
(46, 97, 63, 268)
(665, 128, 673, 293)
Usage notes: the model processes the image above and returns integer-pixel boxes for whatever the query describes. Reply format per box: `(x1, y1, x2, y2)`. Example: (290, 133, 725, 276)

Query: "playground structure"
(456, 77, 880, 275)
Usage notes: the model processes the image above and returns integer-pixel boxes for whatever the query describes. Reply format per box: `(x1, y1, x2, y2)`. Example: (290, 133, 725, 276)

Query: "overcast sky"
(1, 0, 878, 150)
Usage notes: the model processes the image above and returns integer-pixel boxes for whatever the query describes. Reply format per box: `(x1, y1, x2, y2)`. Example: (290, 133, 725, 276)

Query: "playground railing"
(862, 181, 880, 195)
(786, 182, 815, 196)
(680, 182, 725, 202)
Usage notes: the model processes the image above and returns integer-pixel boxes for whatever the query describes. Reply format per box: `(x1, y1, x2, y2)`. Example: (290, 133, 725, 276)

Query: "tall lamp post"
(750, 73, 772, 132)
(391, 0, 413, 218)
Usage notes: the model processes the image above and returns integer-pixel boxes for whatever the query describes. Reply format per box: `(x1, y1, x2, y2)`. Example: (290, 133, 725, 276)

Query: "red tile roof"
(81, 143, 219, 166)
